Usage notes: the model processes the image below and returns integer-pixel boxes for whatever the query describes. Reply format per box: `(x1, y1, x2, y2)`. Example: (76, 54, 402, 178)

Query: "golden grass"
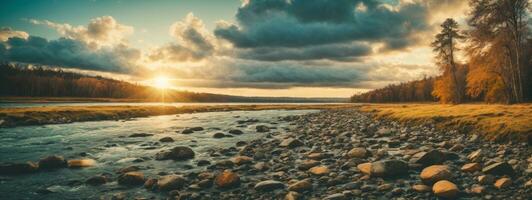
(0, 104, 356, 127)
(357, 103, 532, 142)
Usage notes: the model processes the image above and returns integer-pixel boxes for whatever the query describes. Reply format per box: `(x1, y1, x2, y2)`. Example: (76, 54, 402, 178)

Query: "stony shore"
(1, 109, 531, 199)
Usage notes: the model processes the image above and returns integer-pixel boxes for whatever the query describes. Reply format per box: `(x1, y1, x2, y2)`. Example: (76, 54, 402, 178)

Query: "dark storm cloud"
(215, 0, 429, 49)
(238, 43, 371, 61)
(0, 36, 139, 72)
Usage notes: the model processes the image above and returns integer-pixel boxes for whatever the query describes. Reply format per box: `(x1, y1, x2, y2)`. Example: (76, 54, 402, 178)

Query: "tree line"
(352, 0, 531, 104)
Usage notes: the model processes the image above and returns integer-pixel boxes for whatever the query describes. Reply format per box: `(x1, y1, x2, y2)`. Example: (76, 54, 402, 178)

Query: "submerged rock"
(128, 133, 153, 137)
(228, 129, 244, 135)
(159, 137, 174, 142)
(38, 155, 67, 170)
(256, 125, 270, 132)
(86, 175, 108, 186)
(155, 146, 195, 160)
(0, 162, 38, 175)
(118, 172, 145, 186)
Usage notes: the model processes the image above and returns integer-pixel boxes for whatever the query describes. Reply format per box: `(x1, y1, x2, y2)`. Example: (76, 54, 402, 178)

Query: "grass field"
(357, 103, 532, 142)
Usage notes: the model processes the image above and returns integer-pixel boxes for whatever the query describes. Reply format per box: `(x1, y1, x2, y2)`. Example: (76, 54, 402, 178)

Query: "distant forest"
(352, 0, 531, 104)
(0, 63, 340, 103)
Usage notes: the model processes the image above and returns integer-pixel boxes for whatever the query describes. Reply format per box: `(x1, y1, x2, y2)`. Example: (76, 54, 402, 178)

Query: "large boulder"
(410, 150, 445, 167)
(432, 180, 459, 198)
(214, 170, 240, 189)
(254, 180, 285, 191)
(155, 146, 195, 160)
(118, 171, 145, 186)
(38, 155, 67, 170)
(157, 175, 186, 191)
(420, 165, 452, 184)
(0, 162, 38, 175)
(371, 160, 409, 177)
(482, 162, 515, 176)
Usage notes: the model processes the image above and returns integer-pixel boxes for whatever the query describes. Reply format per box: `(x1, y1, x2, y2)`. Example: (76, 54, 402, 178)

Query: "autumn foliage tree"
(431, 18, 466, 104)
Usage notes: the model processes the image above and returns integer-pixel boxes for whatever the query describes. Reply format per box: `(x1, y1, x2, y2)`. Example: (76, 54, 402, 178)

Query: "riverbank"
(0, 104, 356, 127)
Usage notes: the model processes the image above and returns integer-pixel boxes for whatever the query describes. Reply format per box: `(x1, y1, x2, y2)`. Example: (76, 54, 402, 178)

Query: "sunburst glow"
(153, 76, 171, 89)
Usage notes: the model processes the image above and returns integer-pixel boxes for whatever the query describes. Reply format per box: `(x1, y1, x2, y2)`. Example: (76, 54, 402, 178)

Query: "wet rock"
(323, 193, 346, 200)
(467, 149, 483, 162)
(280, 138, 304, 148)
(214, 170, 240, 189)
(159, 137, 174, 142)
(347, 147, 368, 158)
(129, 133, 153, 137)
(157, 175, 186, 191)
(254, 180, 285, 191)
(256, 125, 270, 132)
(231, 156, 253, 165)
(117, 166, 140, 174)
(370, 160, 409, 177)
(285, 191, 300, 200)
(288, 179, 312, 192)
(155, 146, 195, 160)
(309, 166, 330, 176)
(432, 180, 459, 198)
(38, 155, 67, 170)
(307, 153, 330, 160)
(461, 163, 481, 173)
(197, 160, 211, 166)
(0, 162, 38, 175)
(86, 175, 108, 186)
(297, 160, 320, 170)
(213, 132, 226, 138)
(357, 163, 372, 175)
(482, 162, 515, 176)
(67, 159, 96, 168)
(228, 129, 244, 135)
(144, 178, 157, 190)
(118, 172, 145, 186)
(412, 184, 431, 193)
(494, 177, 511, 189)
(410, 150, 444, 167)
(181, 127, 203, 134)
(420, 165, 452, 184)
(253, 162, 269, 171)
(470, 185, 485, 195)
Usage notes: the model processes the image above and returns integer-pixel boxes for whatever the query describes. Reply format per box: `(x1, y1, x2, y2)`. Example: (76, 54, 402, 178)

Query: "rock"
(279, 138, 304, 148)
(461, 163, 481, 173)
(482, 162, 515, 176)
(357, 163, 372, 175)
(524, 179, 532, 188)
(191, 127, 204, 131)
(494, 177, 511, 189)
(297, 160, 320, 170)
(432, 180, 459, 198)
(86, 175, 108, 186)
(256, 125, 270, 132)
(144, 178, 158, 189)
(420, 165, 452, 184)
(378, 183, 393, 191)
(155, 146, 195, 160)
(228, 129, 244, 135)
(288, 179, 312, 192)
(159, 137, 174, 142)
(129, 133, 153, 137)
(467, 149, 482, 162)
(197, 160, 211, 166)
(213, 132, 226, 138)
(477, 175, 495, 185)
(117, 166, 140, 174)
(181, 129, 194, 134)
(214, 170, 240, 189)
(323, 193, 346, 200)
(253, 162, 269, 171)
(67, 159, 96, 168)
(38, 155, 67, 170)
(285, 191, 300, 200)
(307, 153, 329, 160)
(412, 184, 431, 193)
(410, 150, 445, 167)
(157, 175, 186, 191)
(231, 156, 253, 165)
(118, 172, 145, 186)
(370, 160, 409, 177)
(347, 147, 368, 158)
(308, 166, 330, 176)
(254, 180, 285, 191)
(0, 162, 38, 175)
(470, 185, 485, 195)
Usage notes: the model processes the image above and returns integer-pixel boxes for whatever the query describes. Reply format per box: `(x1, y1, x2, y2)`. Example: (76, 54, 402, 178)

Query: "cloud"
(238, 43, 371, 61)
(29, 16, 133, 48)
(0, 36, 140, 73)
(149, 13, 218, 63)
(0, 27, 29, 41)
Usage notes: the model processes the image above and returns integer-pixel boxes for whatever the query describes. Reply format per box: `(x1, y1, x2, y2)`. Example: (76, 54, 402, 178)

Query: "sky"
(0, 0, 470, 98)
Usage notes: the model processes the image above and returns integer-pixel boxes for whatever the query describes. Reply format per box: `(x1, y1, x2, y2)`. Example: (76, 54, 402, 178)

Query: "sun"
(153, 76, 171, 89)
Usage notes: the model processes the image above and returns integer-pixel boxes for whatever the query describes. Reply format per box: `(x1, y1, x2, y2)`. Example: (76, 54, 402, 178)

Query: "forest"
(0, 63, 335, 103)
(352, 0, 531, 104)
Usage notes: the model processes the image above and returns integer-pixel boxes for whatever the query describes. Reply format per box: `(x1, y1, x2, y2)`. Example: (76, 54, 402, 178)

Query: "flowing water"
(0, 109, 317, 199)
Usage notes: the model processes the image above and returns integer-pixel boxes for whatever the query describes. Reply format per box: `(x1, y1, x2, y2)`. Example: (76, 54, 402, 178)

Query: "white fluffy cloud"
(0, 27, 28, 41)
(30, 16, 133, 49)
